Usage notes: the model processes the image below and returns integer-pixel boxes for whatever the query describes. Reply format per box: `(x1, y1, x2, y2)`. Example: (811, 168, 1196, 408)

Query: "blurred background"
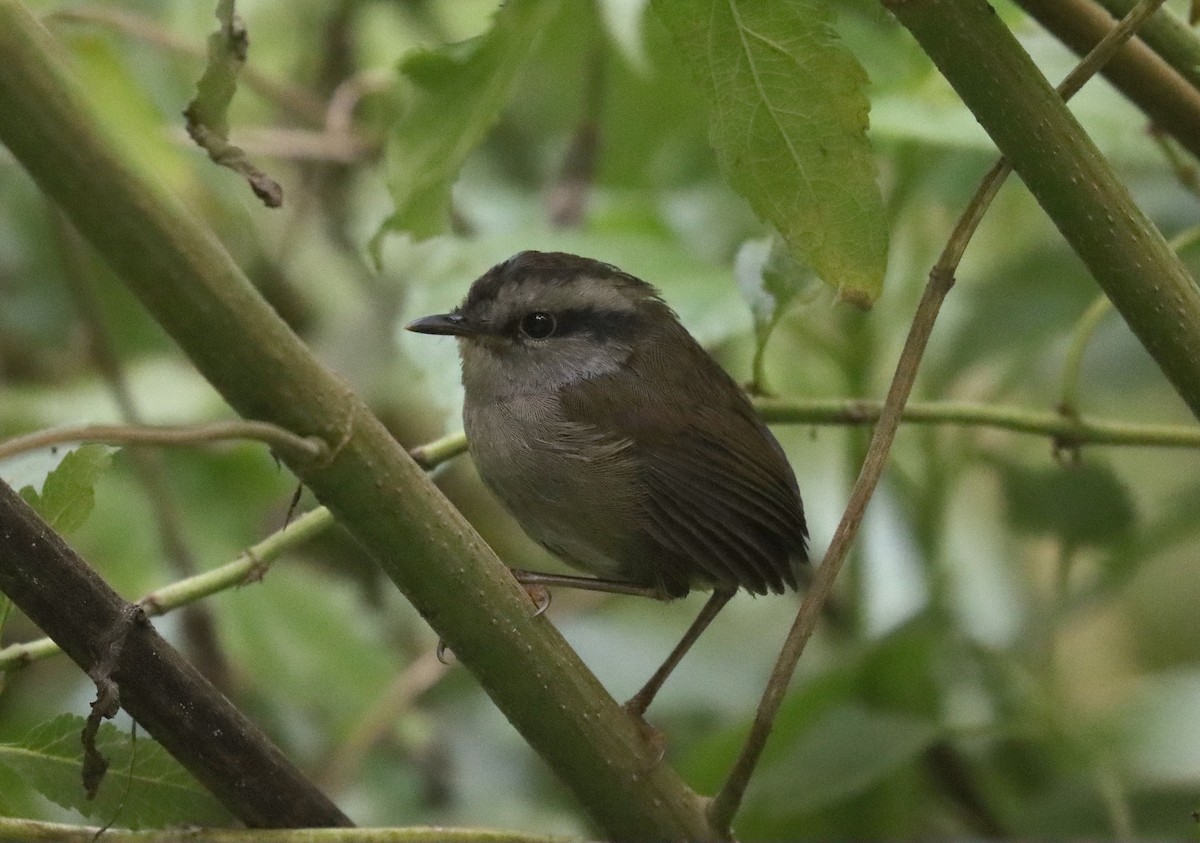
(1, 0, 1198, 838)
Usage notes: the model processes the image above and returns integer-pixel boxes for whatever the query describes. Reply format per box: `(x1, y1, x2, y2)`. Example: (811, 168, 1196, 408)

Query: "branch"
(0, 432, 465, 674)
(1091, 0, 1200, 91)
(711, 0, 1169, 831)
(5, 397, 1195, 677)
(759, 398, 1200, 449)
(0, 480, 351, 827)
(0, 506, 332, 673)
(1014, 0, 1200, 160)
(0, 4, 715, 837)
(0, 421, 327, 462)
(0, 817, 578, 843)
(887, 0, 1200, 423)
(47, 5, 328, 124)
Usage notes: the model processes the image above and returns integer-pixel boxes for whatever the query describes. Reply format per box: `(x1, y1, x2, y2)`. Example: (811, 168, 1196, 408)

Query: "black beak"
(404, 312, 475, 337)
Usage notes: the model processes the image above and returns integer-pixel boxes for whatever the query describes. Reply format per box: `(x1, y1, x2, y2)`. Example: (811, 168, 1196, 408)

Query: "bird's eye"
(519, 311, 556, 339)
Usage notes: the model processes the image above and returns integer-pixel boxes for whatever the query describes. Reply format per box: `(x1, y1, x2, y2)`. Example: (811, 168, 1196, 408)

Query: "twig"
(0, 479, 352, 827)
(0, 817, 577, 843)
(46, 6, 327, 124)
(0, 431, 466, 673)
(757, 398, 1200, 449)
(547, 45, 604, 227)
(0, 421, 327, 462)
(1013, 0, 1200, 160)
(1059, 295, 1113, 416)
(708, 0, 1168, 832)
(0, 507, 332, 673)
(319, 647, 450, 791)
(1059, 223, 1200, 416)
(53, 212, 230, 687)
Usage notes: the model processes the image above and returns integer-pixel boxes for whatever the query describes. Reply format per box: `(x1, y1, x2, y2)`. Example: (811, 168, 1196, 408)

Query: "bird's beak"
(404, 312, 475, 337)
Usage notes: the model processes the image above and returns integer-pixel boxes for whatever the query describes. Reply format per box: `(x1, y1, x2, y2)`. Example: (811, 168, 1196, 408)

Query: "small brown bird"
(407, 251, 807, 716)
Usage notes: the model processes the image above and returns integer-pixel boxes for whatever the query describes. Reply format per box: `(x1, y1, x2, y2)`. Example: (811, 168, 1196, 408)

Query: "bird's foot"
(522, 583, 552, 617)
(622, 698, 667, 769)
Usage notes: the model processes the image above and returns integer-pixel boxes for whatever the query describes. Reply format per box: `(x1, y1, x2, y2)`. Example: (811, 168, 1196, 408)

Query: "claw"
(622, 702, 667, 769)
(524, 583, 552, 617)
(435, 639, 452, 665)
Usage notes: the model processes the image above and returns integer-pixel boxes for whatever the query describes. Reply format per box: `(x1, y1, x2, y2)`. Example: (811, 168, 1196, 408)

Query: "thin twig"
(709, 0, 1168, 832)
(0, 431, 466, 673)
(0, 817, 579, 843)
(319, 647, 450, 791)
(47, 6, 327, 124)
(757, 398, 1200, 448)
(53, 212, 230, 686)
(0, 421, 327, 462)
(0, 507, 333, 672)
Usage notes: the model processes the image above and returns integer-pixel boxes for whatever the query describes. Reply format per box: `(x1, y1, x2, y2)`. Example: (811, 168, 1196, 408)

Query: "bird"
(406, 250, 807, 717)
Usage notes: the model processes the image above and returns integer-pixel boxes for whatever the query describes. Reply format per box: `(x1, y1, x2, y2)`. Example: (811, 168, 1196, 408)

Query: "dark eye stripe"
(509, 307, 641, 342)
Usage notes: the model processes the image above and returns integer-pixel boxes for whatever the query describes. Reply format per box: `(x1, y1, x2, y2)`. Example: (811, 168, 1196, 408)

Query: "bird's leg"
(509, 568, 666, 599)
(624, 586, 736, 718)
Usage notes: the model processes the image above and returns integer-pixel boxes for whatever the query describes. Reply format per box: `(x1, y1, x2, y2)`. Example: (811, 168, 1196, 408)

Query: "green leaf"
(749, 703, 939, 816)
(0, 714, 229, 828)
(652, 0, 888, 307)
(995, 458, 1137, 549)
(381, 0, 562, 242)
(17, 444, 113, 534)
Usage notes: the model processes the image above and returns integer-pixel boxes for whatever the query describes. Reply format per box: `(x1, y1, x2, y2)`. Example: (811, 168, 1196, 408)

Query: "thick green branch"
(885, 0, 1200, 423)
(0, 3, 713, 838)
(1092, 0, 1200, 90)
(1014, 0, 1200, 160)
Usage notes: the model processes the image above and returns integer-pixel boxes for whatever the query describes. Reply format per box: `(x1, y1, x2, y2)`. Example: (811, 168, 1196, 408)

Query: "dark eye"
(519, 311, 556, 339)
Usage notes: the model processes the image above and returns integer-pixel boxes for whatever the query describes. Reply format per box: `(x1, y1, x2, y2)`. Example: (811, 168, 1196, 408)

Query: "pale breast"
(464, 396, 644, 582)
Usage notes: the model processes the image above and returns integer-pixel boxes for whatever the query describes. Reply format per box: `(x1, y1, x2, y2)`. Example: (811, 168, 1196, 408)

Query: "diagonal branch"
(710, 0, 1171, 831)
(0, 2, 714, 838)
(0, 479, 352, 827)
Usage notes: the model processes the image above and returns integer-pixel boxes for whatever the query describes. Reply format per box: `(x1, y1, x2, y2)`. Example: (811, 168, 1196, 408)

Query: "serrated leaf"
(996, 458, 1137, 549)
(653, 0, 887, 307)
(17, 444, 113, 534)
(0, 714, 229, 828)
(380, 0, 562, 242)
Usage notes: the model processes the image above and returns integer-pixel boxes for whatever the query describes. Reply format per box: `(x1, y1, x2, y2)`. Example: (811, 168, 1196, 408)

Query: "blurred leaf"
(380, 0, 562, 243)
(652, 0, 888, 306)
(678, 667, 858, 793)
(734, 233, 815, 388)
(597, 0, 650, 70)
(0, 714, 229, 828)
(995, 458, 1137, 549)
(216, 565, 402, 742)
(750, 703, 940, 815)
(0, 761, 42, 818)
(18, 444, 113, 535)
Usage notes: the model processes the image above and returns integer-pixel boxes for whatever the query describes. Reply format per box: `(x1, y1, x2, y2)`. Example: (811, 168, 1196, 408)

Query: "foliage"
(0, 0, 1198, 840)
(0, 714, 229, 828)
(18, 445, 113, 535)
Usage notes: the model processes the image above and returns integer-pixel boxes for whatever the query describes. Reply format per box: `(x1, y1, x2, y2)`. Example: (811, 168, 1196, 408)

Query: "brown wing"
(560, 319, 807, 597)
